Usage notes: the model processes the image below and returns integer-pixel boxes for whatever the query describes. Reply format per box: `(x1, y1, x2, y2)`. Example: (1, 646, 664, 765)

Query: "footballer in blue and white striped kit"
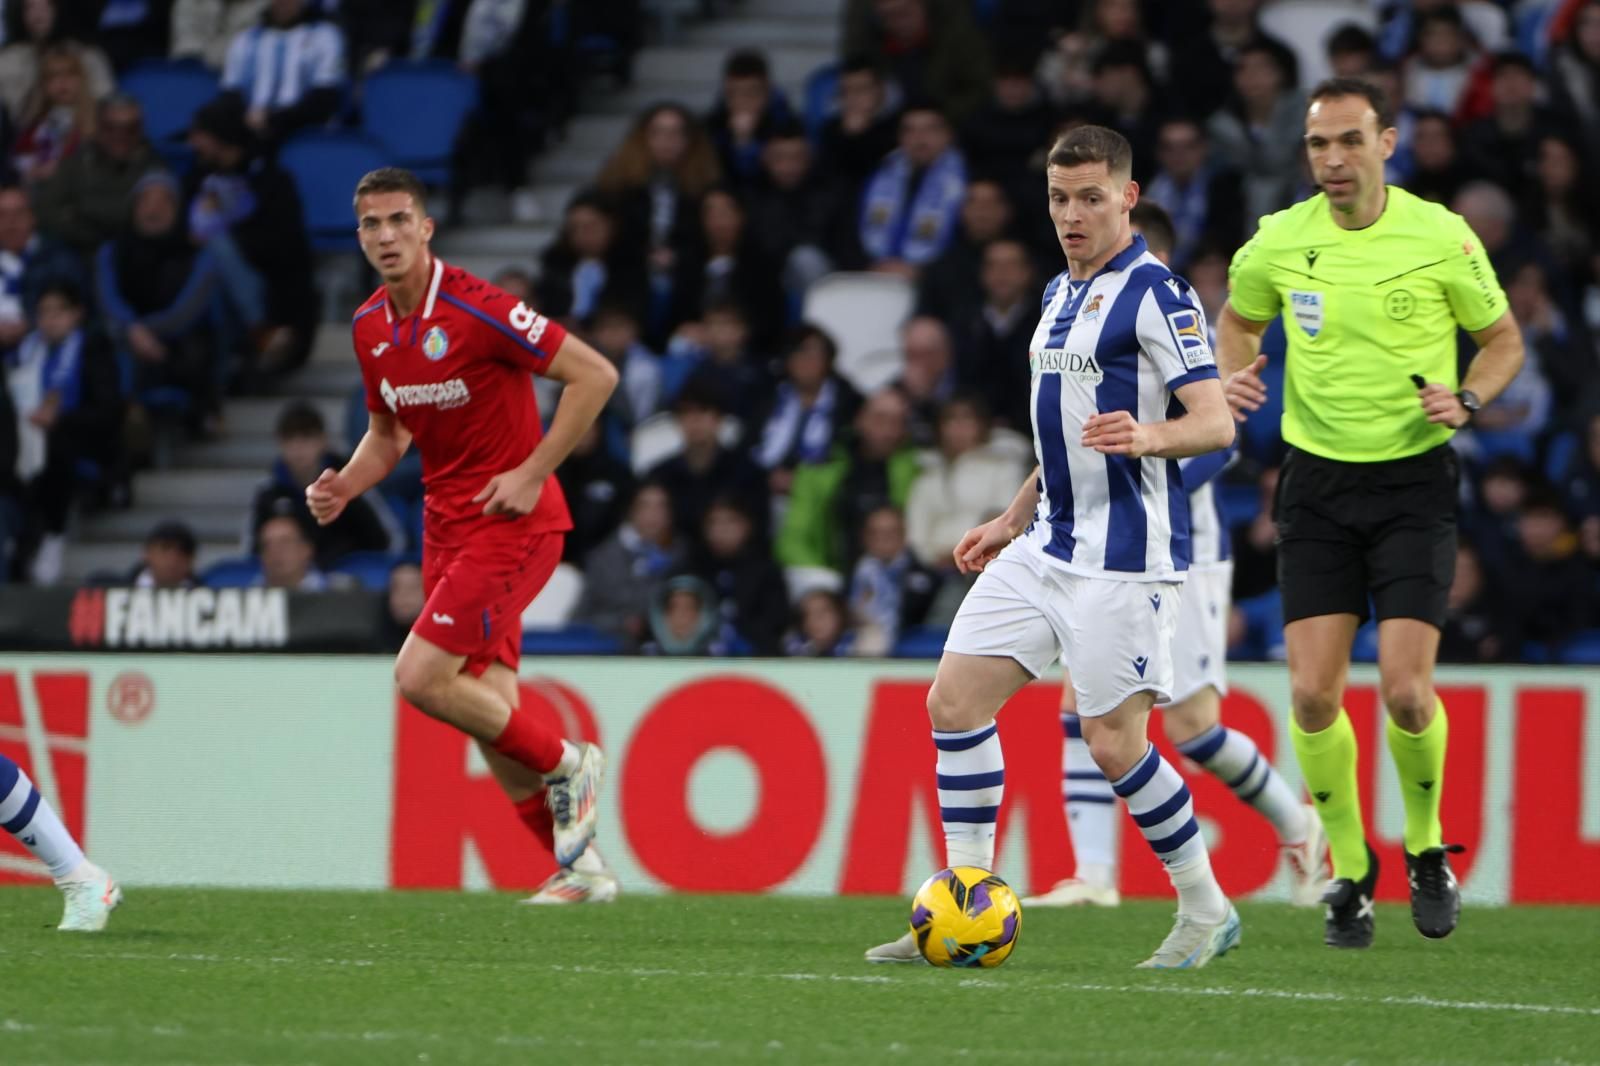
(866, 127, 1241, 970)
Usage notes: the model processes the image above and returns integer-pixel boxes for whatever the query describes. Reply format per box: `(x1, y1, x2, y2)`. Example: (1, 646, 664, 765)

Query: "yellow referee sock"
(1385, 698, 1448, 854)
(1291, 709, 1368, 882)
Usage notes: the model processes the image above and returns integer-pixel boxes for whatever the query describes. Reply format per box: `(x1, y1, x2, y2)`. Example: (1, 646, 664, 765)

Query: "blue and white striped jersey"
(1180, 445, 1235, 570)
(1018, 235, 1219, 581)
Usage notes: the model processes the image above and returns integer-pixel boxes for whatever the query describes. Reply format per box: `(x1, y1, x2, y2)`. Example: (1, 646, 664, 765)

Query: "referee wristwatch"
(1456, 389, 1481, 422)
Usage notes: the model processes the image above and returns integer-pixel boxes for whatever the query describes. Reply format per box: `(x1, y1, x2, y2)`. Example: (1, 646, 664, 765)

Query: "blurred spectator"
(573, 481, 684, 650)
(378, 560, 422, 651)
(1326, 23, 1379, 78)
(1499, 259, 1588, 422)
(705, 48, 793, 190)
(859, 101, 967, 276)
(752, 325, 861, 497)
(1037, 0, 1167, 108)
(659, 300, 770, 420)
(1527, 134, 1598, 282)
(1143, 116, 1243, 271)
(220, 0, 346, 144)
(0, 2, 113, 121)
(254, 509, 345, 591)
(642, 573, 725, 656)
(1553, 412, 1600, 564)
(1084, 41, 1162, 185)
(784, 588, 854, 657)
(12, 43, 97, 183)
(1500, 489, 1593, 650)
(777, 386, 919, 572)
(1459, 52, 1561, 211)
(1377, 0, 1508, 64)
(646, 375, 767, 547)
(1361, 62, 1418, 185)
(743, 119, 839, 295)
(904, 392, 1026, 572)
(915, 176, 1014, 323)
(1403, 109, 1469, 206)
(172, 0, 267, 69)
(950, 238, 1036, 432)
(842, 0, 992, 125)
(1230, 465, 1279, 602)
(846, 503, 936, 655)
(5, 279, 119, 583)
(31, 93, 158, 257)
(538, 192, 647, 326)
(1162, 0, 1287, 123)
(1547, 0, 1600, 163)
(94, 0, 173, 71)
(558, 420, 634, 566)
(593, 103, 722, 310)
(249, 400, 399, 568)
(1463, 455, 1530, 572)
(817, 57, 898, 203)
(896, 314, 956, 446)
(1402, 7, 1478, 115)
(1207, 38, 1303, 227)
(1182, 242, 1231, 325)
(185, 97, 315, 376)
(960, 53, 1057, 187)
(491, 266, 533, 303)
(1451, 180, 1541, 278)
(1438, 540, 1514, 662)
(128, 520, 200, 588)
(588, 301, 663, 453)
(0, 383, 21, 580)
(0, 180, 85, 354)
(693, 494, 788, 655)
(672, 185, 785, 350)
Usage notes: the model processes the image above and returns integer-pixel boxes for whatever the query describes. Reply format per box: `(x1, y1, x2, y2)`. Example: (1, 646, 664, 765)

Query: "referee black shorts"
(1274, 444, 1459, 628)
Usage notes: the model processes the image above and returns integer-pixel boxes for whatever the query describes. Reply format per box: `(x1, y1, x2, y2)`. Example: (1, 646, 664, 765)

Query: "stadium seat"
(359, 60, 478, 187)
(1351, 621, 1380, 664)
(840, 346, 905, 395)
(202, 556, 262, 588)
(519, 624, 623, 655)
(785, 565, 844, 602)
(277, 131, 389, 252)
(521, 562, 585, 630)
(627, 412, 743, 475)
(803, 273, 915, 396)
(119, 59, 218, 166)
(1557, 630, 1600, 665)
(1257, 1, 1374, 89)
(892, 625, 948, 659)
(331, 551, 401, 591)
(1217, 481, 1259, 530)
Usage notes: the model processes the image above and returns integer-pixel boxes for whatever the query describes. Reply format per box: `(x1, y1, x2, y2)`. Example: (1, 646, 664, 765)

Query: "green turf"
(0, 889, 1594, 1066)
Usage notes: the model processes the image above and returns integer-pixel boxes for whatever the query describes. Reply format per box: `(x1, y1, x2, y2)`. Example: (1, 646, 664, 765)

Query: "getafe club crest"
(422, 326, 450, 361)
(1289, 290, 1323, 338)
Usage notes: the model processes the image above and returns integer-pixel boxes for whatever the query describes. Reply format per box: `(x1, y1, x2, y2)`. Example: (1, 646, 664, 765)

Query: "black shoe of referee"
(1406, 844, 1465, 939)
(1321, 843, 1379, 949)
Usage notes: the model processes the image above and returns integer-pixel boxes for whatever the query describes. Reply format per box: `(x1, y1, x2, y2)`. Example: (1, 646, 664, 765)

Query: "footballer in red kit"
(308, 168, 622, 904)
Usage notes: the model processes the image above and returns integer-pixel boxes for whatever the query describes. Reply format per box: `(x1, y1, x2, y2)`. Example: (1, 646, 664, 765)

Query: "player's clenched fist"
(954, 515, 1021, 574)
(305, 468, 349, 525)
(1224, 354, 1269, 422)
(474, 467, 544, 517)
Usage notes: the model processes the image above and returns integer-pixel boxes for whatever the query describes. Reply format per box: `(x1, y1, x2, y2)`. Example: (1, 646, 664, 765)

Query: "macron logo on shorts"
(432, 612, 455, 626)
(380, 377, 471, 412)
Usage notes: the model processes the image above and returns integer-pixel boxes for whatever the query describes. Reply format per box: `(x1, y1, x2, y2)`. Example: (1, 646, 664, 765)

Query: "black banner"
(0, 586, 385, 652)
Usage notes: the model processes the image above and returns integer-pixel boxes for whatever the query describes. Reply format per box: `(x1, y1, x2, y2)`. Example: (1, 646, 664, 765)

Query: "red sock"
(514, 792, 555, 852)
(491, 711, 564, 775)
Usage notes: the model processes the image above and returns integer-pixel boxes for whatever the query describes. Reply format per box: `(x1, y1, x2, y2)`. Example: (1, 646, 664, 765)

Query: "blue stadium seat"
(202, 556, 262, 588)
(331, 550, 401, 591)
(1351, 621, 1380, 663)
(119, 59, 218, 165)
(892, 625, 947, 659)
(1216, 481, 1259, 529)
(520, 625, 624, 656)
(277, 131, 389, 252)
(360, 61, 478, 187)
(1557, 630, 1600, 665)
(802, 61, 840, 141)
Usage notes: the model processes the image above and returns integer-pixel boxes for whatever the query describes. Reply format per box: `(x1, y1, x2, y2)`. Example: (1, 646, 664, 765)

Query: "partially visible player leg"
(1377, 617, 1460, 938)
(0, 753, 120, 931)
(1023, 680, 1121, 907)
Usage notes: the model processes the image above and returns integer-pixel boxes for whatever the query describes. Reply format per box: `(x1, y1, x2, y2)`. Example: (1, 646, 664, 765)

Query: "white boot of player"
(521, 847, 619, 905)
(57, 861, 121, 932)
(864, 930, 925, 964)
(1283, 803, 1330, 907)
(1023, 876, 1122, 907)
(545, 743, 604, 867)
(1136, 904, 1242, 970)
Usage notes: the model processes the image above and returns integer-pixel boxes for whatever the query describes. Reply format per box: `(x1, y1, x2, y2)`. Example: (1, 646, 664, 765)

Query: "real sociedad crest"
(422, 326, 450, 361)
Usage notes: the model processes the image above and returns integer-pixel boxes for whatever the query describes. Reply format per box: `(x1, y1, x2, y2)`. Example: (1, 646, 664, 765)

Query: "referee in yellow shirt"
(1217, 78, 1524, 949)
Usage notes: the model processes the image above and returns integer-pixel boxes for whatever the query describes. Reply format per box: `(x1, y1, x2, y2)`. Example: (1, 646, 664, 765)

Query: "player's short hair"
(723, 48, 769, 81)
(275, 400, 325, 440)
(1047, 125, 1133, 181)
(1308, 76, 1394, 130)
(1129, 201, 1176, 257)
(352, 167, 427, 216)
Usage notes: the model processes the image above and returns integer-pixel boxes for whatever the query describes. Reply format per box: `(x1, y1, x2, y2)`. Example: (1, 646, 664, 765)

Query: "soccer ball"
(910, 866, 1022, 968)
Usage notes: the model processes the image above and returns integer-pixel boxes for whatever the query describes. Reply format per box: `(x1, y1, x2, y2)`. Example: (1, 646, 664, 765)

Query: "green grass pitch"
(1, 888, 1595, 1065)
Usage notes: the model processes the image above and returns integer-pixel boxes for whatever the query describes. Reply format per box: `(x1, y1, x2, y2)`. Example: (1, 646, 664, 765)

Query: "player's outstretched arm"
(1216, 302, 1272, 423)
(1414, 309, 1525, 428)
(307, 412, 411, 526)
(473, 332, 619, 517)
(1081, 378, 1235, 460)
(953, 466, 1040, 574)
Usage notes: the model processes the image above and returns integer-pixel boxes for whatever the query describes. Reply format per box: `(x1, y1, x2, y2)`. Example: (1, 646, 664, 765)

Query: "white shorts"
(1164, 563, 1232, 706)
(944, 543, 1180, 717)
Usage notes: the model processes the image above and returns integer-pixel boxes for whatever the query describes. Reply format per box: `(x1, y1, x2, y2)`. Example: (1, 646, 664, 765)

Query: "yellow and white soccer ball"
(910, 866, 1022, 968)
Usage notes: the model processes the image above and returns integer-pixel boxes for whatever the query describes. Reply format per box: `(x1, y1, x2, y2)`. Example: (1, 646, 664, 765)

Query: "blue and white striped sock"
(1061, 713, 1118, 881)
(934, 723, 1004, 871)
(1177, 724, 1307, 845)
(1112, 744, 1227, 921)
(0, 753, 84, 880)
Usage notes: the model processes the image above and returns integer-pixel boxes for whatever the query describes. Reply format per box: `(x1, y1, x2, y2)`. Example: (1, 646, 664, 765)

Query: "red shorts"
(413, 531, 563, 676)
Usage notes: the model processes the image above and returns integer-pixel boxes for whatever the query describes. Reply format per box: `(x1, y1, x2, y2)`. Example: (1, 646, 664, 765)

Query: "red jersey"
(353, 257, 572, 546)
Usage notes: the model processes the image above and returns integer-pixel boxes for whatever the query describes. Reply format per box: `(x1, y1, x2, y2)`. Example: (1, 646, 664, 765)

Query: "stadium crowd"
(0, 0, 1597, 664)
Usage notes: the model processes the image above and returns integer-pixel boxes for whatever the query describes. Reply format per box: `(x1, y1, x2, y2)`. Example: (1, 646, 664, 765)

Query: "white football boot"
(1136, 904, 1241, 970)
(864, 930, 925, 964)
(57, 862, 121, 932)
(1023, 877, 1122, 907)
(1284, 803, 1331, 907)
(545, 743, 604, 867)
(521, 868, 619, 905)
